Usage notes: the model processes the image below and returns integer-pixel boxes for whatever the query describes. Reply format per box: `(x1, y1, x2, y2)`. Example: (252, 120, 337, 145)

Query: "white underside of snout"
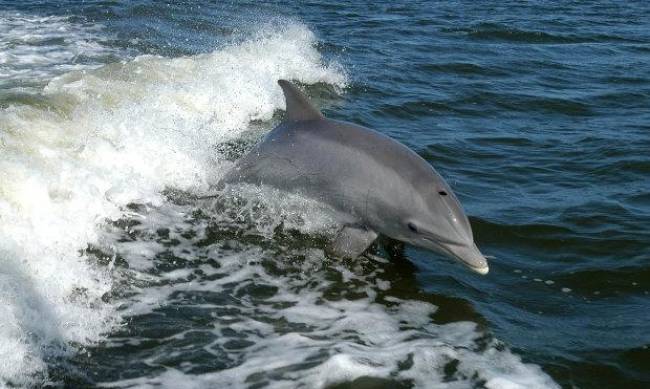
(444, 242, 490, 276)
(469, 264, 490, 275)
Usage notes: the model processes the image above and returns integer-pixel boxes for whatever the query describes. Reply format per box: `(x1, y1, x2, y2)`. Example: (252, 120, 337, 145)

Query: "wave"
(443, 22, 642, 44)
(0, 19, 345, 386)
(0, 11, 124, 90)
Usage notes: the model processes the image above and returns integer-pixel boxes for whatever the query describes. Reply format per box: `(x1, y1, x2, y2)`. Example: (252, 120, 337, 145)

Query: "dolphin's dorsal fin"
(278, 79, 324, 122)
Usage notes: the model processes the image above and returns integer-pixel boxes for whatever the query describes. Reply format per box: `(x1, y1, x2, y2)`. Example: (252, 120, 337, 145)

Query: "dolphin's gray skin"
(222, 80, 489, 274)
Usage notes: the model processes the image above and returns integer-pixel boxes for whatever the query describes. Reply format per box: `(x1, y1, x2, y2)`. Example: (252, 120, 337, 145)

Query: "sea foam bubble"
(91, 198, 559, 389)
(0, 12, 123, 90)
(0, 19, 344, 386)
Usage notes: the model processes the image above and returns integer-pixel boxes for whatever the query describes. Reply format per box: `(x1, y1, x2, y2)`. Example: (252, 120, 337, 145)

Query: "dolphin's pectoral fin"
(326, 225, 378, 259)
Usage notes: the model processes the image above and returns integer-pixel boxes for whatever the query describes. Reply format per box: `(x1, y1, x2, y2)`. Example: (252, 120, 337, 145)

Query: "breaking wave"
(0, 18, 344, 386)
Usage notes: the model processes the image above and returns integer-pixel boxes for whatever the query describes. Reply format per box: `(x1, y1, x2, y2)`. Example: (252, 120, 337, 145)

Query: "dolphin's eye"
(407, 222, 418, 233)
(438, 190, 448, 196)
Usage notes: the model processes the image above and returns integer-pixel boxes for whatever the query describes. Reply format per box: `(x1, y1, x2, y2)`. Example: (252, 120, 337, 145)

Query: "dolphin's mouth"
(444, 242, 490, 275)
(467, 263, 490, 275)
(421, 237, 490, 275)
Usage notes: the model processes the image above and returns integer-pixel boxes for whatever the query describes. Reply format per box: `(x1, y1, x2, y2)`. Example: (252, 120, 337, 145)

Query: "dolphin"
(222, 80, 489, 274)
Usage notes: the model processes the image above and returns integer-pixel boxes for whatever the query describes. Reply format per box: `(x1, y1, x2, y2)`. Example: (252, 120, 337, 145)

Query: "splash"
(0, 19, 345, 386)
(94, 198, 559, 389)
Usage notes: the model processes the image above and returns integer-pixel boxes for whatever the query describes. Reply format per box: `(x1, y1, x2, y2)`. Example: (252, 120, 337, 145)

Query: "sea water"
(1, 1, 649, 388)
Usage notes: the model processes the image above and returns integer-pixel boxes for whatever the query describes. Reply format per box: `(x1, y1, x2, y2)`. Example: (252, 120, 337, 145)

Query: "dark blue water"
(1, 1, 649, 388)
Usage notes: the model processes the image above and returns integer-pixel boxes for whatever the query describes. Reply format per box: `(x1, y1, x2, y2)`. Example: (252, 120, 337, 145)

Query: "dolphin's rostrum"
(222, 80, 489, 275)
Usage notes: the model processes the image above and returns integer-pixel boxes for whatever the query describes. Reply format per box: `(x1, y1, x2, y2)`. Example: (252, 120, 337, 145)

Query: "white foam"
(0, 12, 122, 90)
(94, 201, 559, 389)
(0, 19, 345, 386)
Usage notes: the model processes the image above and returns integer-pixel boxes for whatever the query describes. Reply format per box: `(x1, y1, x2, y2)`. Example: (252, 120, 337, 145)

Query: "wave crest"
(0, 20, 345, 387)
